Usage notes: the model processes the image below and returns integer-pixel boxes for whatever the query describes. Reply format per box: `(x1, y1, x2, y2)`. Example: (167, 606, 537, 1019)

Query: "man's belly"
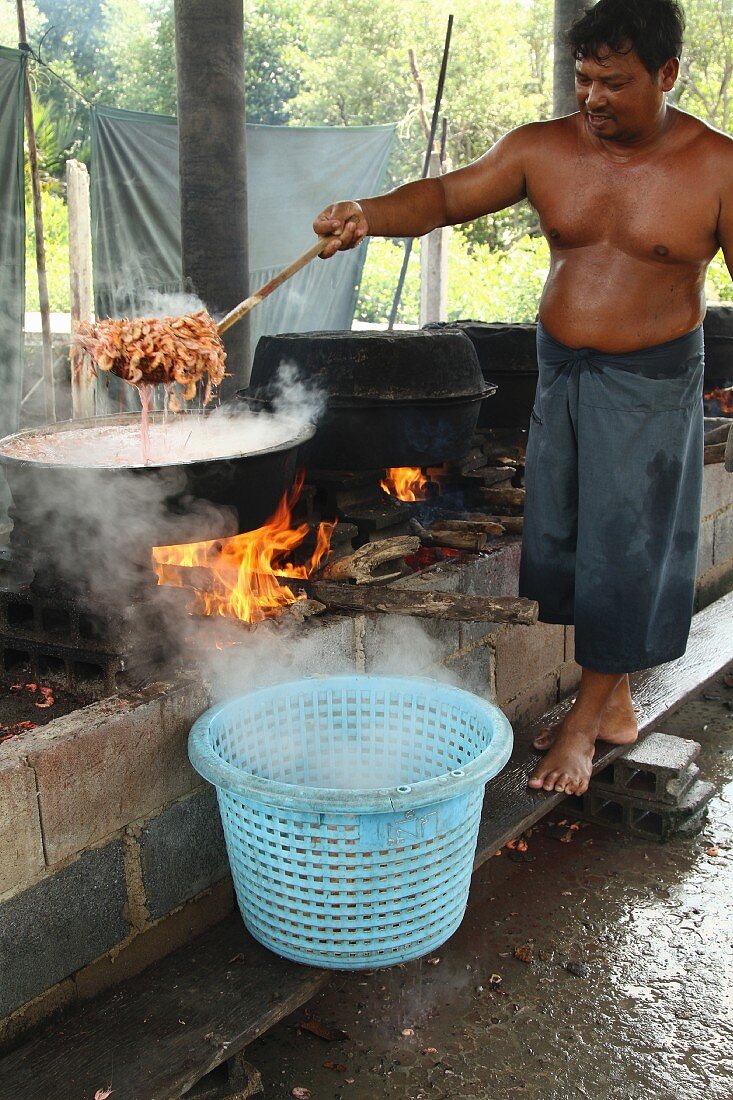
(538, 250, 707, 353)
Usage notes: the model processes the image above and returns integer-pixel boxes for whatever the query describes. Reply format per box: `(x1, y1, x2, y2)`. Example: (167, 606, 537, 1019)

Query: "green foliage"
(100, 0, 176, 114)
(244, 0, 303, 125)
(675, 0, 733, 133)
(355, 238, 421, 326)
(25, 188, 70, 311)
(706, 252, 733, 304)
(4, 0, 731, 317)
(355, 232, 549, 326)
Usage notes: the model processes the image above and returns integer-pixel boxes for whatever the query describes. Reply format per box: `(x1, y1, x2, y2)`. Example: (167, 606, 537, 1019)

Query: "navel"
(654, 244, 669, 257)
(549, 228, 560, 239)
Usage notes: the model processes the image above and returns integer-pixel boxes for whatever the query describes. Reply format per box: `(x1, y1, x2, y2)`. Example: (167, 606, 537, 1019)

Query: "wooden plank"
(307, 582, 539, 624)
(474, 590, 733, 865)
(0, 914, 328, 1100)
(67, 159, 95, 419)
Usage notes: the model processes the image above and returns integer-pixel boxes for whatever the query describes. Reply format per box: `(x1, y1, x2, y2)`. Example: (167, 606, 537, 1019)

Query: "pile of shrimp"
(73, 309, 227, 408)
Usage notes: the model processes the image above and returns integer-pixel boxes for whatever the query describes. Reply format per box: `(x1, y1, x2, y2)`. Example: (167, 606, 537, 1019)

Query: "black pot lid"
(251, 329, 483, 400)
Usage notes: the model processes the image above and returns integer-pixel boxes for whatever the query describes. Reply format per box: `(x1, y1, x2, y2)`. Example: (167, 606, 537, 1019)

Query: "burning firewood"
(319, 536, 419, 584)
(158, 563, 538, 623)
(479, 486, 526, 514)
(411, 517, 505, 551)
(480, 514, 524, 534)
(428, 518, 506, 537)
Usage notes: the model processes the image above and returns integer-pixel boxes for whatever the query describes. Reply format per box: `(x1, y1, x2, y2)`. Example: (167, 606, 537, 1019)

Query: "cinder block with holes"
(591, 731, 701, 805)
(566, 776, 715, 841)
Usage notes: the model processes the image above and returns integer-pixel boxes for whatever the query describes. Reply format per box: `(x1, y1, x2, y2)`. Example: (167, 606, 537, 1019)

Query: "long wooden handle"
(216, 235, 340, 336)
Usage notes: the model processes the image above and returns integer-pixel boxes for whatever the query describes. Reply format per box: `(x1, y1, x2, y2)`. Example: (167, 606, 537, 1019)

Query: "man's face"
(574, 46, 678, 142)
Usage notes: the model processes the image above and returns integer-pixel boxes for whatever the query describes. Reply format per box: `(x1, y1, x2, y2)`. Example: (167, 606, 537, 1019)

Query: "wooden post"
(67, 159, 95, 419)
(16, 0, 56, 422)
(419, 151, 450, 326)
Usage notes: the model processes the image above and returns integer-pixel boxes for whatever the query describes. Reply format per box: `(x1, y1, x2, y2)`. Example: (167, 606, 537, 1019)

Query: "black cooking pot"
(0, 412, 314, 584)
(423, 321, 538, 429)
(245, 330, 494, 469)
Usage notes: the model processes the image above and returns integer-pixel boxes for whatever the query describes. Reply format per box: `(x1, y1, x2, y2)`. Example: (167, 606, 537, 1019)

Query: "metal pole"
(16, 0, 56, 422)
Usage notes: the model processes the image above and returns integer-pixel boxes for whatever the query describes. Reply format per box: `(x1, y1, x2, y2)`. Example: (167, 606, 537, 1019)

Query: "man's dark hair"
(567, 0, 685, 75)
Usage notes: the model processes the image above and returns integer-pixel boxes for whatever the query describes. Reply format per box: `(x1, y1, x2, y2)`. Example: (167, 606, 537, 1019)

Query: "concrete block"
(701, 462, 733, 519)
(616, 731, 700, 779)
(558, 659, 582, 697)
(394, 563, 463, 594)
(0, 750, 44, 898)
(564, 626, 576, 663)
(73, 878, 233, 1003)
(696, 517, 715, 576)
(139, 788, 229, 922)
(289, 615, 356, 676)
(714, 507, 733, 565)
(501, 671, 559, 731)
(444, 644, 495, 700)
(459, 622, 499, 648)
(461, 541, 522, 599)
(695, 559, 733, 611)
(593, 761, 700, 806)
(494, 620, 565, 705)
(0, 842, 128, 1018)
(23, 676, 210, 866)
(360, 613, 462, 675)
(569, 777, 715, 841)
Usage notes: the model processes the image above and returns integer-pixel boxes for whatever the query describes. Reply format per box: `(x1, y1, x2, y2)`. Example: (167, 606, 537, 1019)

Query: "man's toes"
(564, 774, 589, 797)
(528, 764, 554, 789)
(542, 770, 563, 791)
(554, 773, 572, 793)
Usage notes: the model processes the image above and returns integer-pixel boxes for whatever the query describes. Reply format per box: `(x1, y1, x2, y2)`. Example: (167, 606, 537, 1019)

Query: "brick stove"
(0, 422, 731, 1049)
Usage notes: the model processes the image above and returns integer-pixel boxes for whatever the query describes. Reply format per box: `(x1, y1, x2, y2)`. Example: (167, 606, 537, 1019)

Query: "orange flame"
(380, 467, 429, 502)
(152, 474, 336, 623)
(704, 387, 733, 415)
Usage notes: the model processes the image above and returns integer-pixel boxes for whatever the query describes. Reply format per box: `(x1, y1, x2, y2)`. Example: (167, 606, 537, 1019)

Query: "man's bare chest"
(526, 154, 720, 264)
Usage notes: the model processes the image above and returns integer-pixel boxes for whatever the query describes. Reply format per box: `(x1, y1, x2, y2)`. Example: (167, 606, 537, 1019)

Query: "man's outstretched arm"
(313, 125, 532, 257)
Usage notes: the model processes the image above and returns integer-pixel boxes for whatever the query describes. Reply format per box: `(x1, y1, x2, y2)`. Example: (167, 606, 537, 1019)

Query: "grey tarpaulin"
(0, 46, 25, 512)
(91, 105, 394, 409)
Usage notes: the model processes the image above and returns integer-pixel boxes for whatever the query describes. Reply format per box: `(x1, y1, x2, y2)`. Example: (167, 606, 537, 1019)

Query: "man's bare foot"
(599, 677, 638, 745)
(532, 676, 638, 751)
(527, 719, 597, 795)
(527, 669, 634, 796)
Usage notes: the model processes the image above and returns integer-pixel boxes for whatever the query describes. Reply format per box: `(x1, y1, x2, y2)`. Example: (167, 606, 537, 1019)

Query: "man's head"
(567, 0, 685, 76)
(567, 0, 685, 141)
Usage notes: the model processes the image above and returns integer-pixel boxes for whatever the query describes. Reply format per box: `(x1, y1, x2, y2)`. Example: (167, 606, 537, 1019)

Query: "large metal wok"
(0, 412, 315, 586)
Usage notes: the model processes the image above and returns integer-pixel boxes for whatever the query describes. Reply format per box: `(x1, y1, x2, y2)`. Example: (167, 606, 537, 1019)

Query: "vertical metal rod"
(16, 0, 56, 422)
(388, 14, 454, 332)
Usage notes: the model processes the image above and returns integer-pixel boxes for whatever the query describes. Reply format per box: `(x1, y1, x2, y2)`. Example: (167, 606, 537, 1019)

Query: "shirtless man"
(313, 0, 733, 797)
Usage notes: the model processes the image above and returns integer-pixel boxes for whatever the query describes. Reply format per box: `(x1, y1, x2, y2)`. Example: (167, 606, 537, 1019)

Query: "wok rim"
(0, 411, 317, 473)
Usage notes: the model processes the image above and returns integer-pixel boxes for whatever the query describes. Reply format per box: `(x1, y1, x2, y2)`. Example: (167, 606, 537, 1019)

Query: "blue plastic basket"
(189, 675, 513, 969)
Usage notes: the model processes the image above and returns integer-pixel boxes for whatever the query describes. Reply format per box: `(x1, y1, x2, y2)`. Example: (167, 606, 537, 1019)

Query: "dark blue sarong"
(519, 322, 704, 673)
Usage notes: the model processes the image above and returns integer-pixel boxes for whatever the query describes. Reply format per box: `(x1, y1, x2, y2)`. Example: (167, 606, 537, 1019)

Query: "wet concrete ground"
(247, 665, 733, 1100)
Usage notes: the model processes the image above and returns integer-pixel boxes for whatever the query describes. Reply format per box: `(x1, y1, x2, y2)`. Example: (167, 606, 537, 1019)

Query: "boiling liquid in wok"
(0, 415, 303, 468)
